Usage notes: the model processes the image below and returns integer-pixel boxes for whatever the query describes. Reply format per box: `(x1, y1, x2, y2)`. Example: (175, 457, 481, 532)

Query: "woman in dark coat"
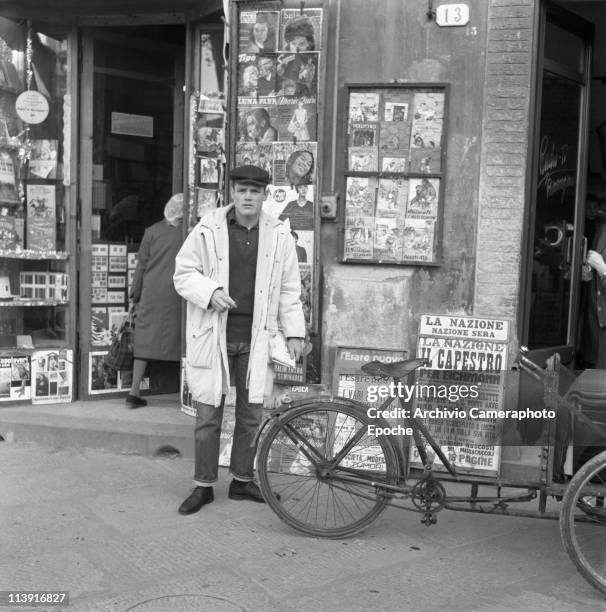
(126, 194, 185, 407)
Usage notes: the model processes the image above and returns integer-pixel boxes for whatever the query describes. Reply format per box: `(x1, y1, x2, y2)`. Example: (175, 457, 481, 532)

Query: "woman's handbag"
(104, 308, 135, 371)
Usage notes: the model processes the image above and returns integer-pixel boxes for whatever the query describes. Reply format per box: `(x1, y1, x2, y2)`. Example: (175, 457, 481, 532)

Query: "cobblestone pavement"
(1, 441, 604, 612)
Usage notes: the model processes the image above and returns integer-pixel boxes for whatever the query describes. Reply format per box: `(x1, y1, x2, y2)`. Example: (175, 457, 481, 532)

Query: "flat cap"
(230, 164, 271, 185)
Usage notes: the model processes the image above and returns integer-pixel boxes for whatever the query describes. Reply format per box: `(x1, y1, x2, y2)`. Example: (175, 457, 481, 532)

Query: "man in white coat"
(174, 165, 305, 514)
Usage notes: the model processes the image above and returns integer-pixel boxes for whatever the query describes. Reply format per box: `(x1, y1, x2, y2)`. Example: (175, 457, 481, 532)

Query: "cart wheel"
(257, 400, 398, 538)
(560, 449, 606, 595)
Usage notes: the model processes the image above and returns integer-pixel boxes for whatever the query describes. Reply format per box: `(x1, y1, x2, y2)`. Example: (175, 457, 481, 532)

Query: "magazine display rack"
(340, 83, 449, 266)
(0, 22, 75, 404)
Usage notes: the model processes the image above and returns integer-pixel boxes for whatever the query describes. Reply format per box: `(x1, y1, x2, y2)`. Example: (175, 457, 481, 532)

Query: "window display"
(0, 19, 73, 402)
(341, 84, 448, 265)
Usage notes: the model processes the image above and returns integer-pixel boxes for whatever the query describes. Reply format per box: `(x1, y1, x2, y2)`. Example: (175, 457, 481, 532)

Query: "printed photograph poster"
(409, 314, 510, 477)
(237, 102, 278, 143)
(239, 10, 279, 53)
(31, 349, 72, 404)
(235, 142, 273, 175)
(272, 142, 316, 187)
(406, 178, 439, 218)
(345, 176, 377, 217)
(402, 218, 435, 262)
(376, 178, 408, 217)
(276, 95, 317, 142)
(348, 92, 379, 124)
(275, 53, 318, 97)
(279, 8, 323, 52)
(343, 214, 374, 260)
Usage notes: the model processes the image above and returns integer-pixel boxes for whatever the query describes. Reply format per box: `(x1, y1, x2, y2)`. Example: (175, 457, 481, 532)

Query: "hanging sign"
(435, 4, 470, 27)
(15, 90, 49, 124)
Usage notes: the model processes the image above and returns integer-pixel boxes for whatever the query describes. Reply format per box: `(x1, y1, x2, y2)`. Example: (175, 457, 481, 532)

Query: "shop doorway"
(78, 25, 186, 398)
(521, 1, 593, 367)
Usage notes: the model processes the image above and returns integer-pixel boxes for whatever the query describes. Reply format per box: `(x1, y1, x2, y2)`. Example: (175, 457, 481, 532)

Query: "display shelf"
(0, 249, 70, 260)
(0, 298, 69, 307)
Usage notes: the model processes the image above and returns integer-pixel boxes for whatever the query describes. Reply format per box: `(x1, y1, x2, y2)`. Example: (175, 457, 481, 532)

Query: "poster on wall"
(342, 84, 447, 265)
(410, 314, 510, 477)
(31, 349, 72, 404)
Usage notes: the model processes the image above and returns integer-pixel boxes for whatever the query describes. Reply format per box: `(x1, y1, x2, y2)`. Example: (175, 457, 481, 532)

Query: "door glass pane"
(544, 20, 584, 73)
(529, 72, 581, 349)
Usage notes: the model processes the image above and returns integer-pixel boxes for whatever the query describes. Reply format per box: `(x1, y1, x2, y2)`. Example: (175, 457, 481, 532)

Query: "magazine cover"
(406, 177, 440, 217)
(379, 117, 411, 157)
(348, 92, 380, 124)
(31, 349, 72, 404)
(374, 217, 402, 261)
(275, 52, 318, 97)
(263, 185, 301, 218)
(239, 10, 279, 53)
(376, 178, 408, 217)
(409, 92, 444, 173)
(348, 148, 378, 172)
(197, 156, 219, 184)
(256, 54, 278, 97)
(194, 122, 223, 156)
(403, 217, 436, 262)
(237, 102, 278, 143)
(274, 184, 315, 231)
(237, 53, 260, 100)
(345, 176, 377, 216)
(26, 183, 56, 251)
(276, 95, 316, 141)
(272, 141, 316, 186)
(28, 139, 58, 179)
(0, 210, 24, 249)
(235, 142, 273, 174)
(344, 214, 374, 260)
(279, 9, 323, 51)
(0, 355, 31, 401)
(381, 156, 408, 173)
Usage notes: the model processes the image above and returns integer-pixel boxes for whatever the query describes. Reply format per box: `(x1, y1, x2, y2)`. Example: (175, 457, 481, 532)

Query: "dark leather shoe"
(125, 394, 147, 408)
(178, 486, 214, 514)
(228, 479, 265, 503)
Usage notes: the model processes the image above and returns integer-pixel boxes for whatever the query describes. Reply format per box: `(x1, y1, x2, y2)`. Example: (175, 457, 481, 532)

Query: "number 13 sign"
(436, 3, 470, 27)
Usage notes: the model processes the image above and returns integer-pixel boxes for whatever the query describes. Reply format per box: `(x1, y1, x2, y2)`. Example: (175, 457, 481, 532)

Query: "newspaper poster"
(0, 355, 31, 401)
(239, 11, 279, 53)
(410, 314, 510, 477)
(279, 9, 323, 51)
(31, 349, 72, 404)
(348, 92, 379, 124)
(402, 218, 435, 262)
(272, 141, 316, 187)
(345, 176, 377, 216)
(237, 102, 278, 143)
(276, 95, 316, 142)
(406, 178, 439, 218)
(26, 183, 56, 251)
(275, 52, 318, 97)
(344, 214, 374, 260)
(410, 92, 444, 173)
(373, 217, 402, 262)
(376, 178, 407, 218)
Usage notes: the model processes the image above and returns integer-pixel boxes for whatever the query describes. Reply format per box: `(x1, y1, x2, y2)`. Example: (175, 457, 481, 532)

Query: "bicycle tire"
(560, 449, 606, 595)
(257, 399, 399, 538)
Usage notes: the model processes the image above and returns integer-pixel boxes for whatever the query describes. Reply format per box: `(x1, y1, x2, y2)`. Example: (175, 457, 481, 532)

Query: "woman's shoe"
(125, 394, 147, 408)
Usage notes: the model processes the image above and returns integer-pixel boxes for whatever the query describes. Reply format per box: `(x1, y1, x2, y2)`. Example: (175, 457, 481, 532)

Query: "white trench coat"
(173, 204, 305, 406)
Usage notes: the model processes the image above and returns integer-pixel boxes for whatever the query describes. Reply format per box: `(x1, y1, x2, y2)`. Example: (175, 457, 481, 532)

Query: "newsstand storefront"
(0, 0, 605, 433)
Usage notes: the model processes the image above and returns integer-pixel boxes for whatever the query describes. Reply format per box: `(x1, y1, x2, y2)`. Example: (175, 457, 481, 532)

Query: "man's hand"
(586, 250, 606, 276)
(209, 288, 237, 313)
(287, 338, 304, 361)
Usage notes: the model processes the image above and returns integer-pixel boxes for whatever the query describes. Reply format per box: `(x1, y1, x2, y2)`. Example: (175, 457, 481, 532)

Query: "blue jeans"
(193, 342, 263, 485)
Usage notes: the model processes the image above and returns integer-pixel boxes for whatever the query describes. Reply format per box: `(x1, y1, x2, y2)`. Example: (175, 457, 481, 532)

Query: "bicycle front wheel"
(257, 399, 398, 538)
(560, 449, 606, 595)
